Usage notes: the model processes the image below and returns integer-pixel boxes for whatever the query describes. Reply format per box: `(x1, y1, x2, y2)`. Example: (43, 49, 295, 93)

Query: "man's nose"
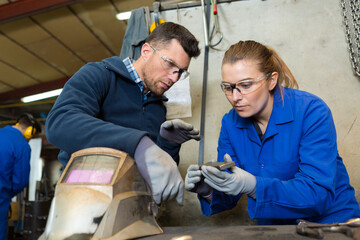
(169, 71, 179, 83)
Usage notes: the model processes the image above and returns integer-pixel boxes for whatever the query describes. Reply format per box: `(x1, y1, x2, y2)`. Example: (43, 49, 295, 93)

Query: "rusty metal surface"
(137, 225, 355, 240)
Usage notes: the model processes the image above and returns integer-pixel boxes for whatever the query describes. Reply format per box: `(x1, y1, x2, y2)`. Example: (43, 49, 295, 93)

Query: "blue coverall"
(0, 126, 31, 240)
(200, 87, 360, 224)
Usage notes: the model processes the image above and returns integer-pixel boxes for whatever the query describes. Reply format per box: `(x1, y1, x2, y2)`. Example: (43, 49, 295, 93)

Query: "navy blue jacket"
(200, 87, 360, 224)
(46, 56, 180, 166)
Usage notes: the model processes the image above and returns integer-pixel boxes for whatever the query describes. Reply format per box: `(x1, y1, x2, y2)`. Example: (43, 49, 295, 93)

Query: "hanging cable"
(209, 0, 223, 48)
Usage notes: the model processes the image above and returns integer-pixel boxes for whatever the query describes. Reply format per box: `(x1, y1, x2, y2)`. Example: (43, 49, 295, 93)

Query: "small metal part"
(322, 226, 356, 238)
(343, 218, 360, 227)
(296, 223, 324, 239)
(203, 161, 235, 170)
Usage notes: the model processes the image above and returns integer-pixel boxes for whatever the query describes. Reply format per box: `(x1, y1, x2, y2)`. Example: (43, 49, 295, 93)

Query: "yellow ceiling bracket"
(149, 18, 165, 33)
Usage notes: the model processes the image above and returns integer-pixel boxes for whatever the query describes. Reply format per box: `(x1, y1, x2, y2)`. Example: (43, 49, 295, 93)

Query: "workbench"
(140, 225, 355, 240)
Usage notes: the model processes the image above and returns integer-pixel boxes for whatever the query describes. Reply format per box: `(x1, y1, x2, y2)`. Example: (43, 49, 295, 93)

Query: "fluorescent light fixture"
(116, 11, 131, 20)
(21, 88, 63, 103)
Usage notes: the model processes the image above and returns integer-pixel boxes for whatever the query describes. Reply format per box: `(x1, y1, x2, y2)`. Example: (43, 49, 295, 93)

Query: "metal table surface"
(138, 225, 355, 240)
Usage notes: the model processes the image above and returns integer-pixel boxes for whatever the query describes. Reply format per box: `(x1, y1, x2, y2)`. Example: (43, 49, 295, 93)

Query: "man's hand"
(160, 119, 200, 144)
(185, 165, 212, 198)
(134, 136, 184, 205)
(201, 154, 257, 199)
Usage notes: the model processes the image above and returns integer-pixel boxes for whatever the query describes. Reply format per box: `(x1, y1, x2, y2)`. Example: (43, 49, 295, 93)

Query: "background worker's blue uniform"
(200, 87, 360, 224)
(0, 126, 31, 240)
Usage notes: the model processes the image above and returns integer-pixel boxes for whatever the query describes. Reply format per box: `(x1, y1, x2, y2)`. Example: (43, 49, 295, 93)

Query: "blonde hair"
(222, 40, 298, 99)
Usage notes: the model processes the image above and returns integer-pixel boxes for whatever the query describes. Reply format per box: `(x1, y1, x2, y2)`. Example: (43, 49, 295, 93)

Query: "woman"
(185, 40, 360, 224)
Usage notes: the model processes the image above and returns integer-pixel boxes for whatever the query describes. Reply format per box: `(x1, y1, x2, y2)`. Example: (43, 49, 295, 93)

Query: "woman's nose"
(232, 88, 243, 101)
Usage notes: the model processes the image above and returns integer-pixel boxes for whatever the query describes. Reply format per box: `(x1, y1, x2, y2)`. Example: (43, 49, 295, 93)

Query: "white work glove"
(202, 154, 257, 199)
(160, 119, 200, 144)
(134, 136, 184, 205)
(185, 165, 212, 198)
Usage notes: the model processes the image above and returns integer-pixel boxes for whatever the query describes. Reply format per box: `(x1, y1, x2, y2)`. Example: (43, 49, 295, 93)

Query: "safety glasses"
(220, 74, 270, 96)
(150, 45, 190, 80)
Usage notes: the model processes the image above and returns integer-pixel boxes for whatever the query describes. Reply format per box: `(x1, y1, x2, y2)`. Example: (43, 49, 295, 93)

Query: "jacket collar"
(102, 56, 132, 79)
(234, 86, 294, 127)
(272, 86, 294, 125)
(102, 56, 168, 102)
(233, 86, 294, 143)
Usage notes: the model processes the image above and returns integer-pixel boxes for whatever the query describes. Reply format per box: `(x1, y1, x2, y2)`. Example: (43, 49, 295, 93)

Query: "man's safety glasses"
(220, 74, 270, 96)
(150, 45, 190, 80)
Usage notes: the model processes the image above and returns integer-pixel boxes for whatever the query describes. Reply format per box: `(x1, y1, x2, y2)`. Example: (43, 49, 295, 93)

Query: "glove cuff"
(247, 186, 256, 199)
(135, 135, 153, 156)
(246, 175, 257, 199)
(134, 136, 154, 192)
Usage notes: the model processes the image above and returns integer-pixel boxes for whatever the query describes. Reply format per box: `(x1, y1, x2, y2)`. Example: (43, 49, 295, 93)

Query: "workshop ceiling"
(0, 0, 193, 125)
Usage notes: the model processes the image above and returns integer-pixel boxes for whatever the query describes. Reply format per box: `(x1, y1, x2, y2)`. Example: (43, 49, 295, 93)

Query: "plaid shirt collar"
(123, 57, 151, 100)
(123, 57, 144, 90)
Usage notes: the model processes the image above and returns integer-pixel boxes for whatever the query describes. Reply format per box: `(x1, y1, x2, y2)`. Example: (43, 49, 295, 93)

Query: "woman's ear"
(268, 72, 278, 91)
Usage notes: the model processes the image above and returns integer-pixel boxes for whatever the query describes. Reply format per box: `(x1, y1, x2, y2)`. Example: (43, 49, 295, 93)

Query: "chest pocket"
(258, 134, 300, 180)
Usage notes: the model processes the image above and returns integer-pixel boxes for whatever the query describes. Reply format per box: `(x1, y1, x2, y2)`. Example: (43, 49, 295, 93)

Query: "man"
(0, 113, 42, 240)
(46, 22, 201, 205)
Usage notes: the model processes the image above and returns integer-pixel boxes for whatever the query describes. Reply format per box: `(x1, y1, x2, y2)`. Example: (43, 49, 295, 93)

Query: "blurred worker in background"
(0, 113, 42, 240)
(46, 22, 201, 206)
(185, 40, 360, 224)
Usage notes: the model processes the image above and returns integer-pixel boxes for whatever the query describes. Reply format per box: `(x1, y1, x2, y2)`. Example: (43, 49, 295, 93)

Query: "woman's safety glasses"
(220, 74, 270, 96)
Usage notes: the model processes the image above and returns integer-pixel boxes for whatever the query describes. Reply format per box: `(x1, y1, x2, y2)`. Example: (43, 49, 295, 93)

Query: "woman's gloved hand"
(134, 136, 184, 205)
(202, 154, 257, 199)
(185, 164, 212, 198)
(160, 119, 200, 144)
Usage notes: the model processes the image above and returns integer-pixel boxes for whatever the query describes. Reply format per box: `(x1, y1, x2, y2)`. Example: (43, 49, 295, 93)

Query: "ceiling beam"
(0, 0, 87, 24)
(0, 77, 69, 103)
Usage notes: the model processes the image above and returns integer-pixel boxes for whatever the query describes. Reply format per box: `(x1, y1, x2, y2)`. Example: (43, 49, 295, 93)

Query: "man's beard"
(142, 72, 165, 96)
